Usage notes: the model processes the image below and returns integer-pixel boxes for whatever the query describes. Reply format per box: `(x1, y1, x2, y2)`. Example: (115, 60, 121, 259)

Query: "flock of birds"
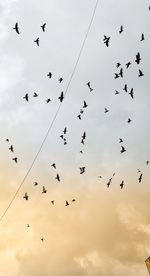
(10, 16, 150, 239)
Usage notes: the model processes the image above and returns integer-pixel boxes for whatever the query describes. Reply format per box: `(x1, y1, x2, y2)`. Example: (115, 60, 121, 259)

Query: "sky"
(0, 0, 150, 275)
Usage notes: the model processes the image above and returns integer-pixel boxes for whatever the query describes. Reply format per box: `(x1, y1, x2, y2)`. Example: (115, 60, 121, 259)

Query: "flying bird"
(12, 157, 18, 163)
(129, 88, 134, 99)
(115, 90, 119, 95)
(123, 84, 128, 92)
(46, 98, 51, 103)
(6, 139, 9, 142)
(83, 101, 88, 108)
(103, 35, 110, 47)
(9, 145, 14, 152)
(120, 146, 126, 153)
(58, 92, 64, 102)
(146, 161, 149, 165)
(119, 68, 123, 78)
(140, 33, 145, 41)
(82, 132, 86, 140)
(56, 174, 60, 182)
(23, 192, 29, 200)
(77, 114, 81, 120)
(47, 72, 52, 78)
(135, 52, 141, 64)
(72, 199, 76, 202)
(114, 73, 120, 79)
(119, 138, 123, 143)
(138, 173, 143, 183)
(127, 118, 132, 123)
(51, 200, 54, 205)
(51, 163, 56, 169)
(59, 77, 63, 83)
(119, 25, 123, 34)
(138, 69, 144, 77)
(116, 62, 121, 68)
(33, 92, 38, 97)
(65, 201, 69, 206)
(23, 93, 29, 102)
(80, 167, 85, 174)
(126, 62, 131, 69)
(41, 23, 46, 32)
(13, 22, 20, 34)
(34, 182, 38, 186)
(104, 108, 109, 113)
(120, 181, 124, 189)
(63, 127, 67, 135)
(34, 38, 39, 46)
(42, 186, 47, 193)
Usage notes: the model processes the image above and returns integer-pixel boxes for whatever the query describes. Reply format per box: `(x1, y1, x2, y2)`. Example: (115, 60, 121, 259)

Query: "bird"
(140, 33, 145, 41)
(9, 145, 14, 152)
(114, 73, 120, 79)
(80, 109, 84, 114)
(33, 92, 38, 97)
(42, 186, 47, 193)
(41, 23, 46, 32)
(47, 72, 52, 78)
(135, 52, 141, 64)
(119, 25, 123, 34)
(126, 62, 131, 69)
(98, 176, 102, 178)
(80, 167, 85, 174)
(63, 127, 67, 135)
(13, 22, 20, 34)
(116, 62, 121, 68)
(103, 35, 110, 47)
(82, 132, 86, 140)
(34, 38, 39, 46)
(65, 201, 69, 206)
(23, 93, 29, 101)
(64, 140, 67, 145)
(51, 163, 56, 169)
(138, 173, 143, 183)
(51, 200, 54, 205)
(115, 90, 119, 95)
(72, 199, 76, 202)
(59, 77, 63, 83)
(23, 192, 29, 200)
(55, 174, 60, 182)
(104, 108, 109, 113)
(137, 169, 141, 173)
(12, 157, 18, 163)
(123, 84, 128, 92)
(41, 238, 44, 242)
(119, 138, 123, 143)
(120, 181, 124, 189)
(120, 146, 126, 153)
(6, 138, 9, 142)
(127, 118, 132, 123)
(46, 98, 51, 103)
(34, 182, 38, 186)
(129, 88, 134, 99)
(138, 69, 144, 77)
(77, 114, 81, 120)
(83, 101, 88, 108)
(86, 82, 93, 92)
(58, 92, 64, 102)
(146, 161, 149, 165)
(80, 150, 83, 154)
(119, 68, 123, 78)
(60, 135, 64, 140)
(27, 224, 30, 228)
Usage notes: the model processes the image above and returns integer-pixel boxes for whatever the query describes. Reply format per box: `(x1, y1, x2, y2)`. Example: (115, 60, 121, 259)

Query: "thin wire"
(0, 0, 99, 223)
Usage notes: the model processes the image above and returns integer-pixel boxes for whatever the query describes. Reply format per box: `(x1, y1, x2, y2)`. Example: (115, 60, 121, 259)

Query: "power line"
(0, 0, 99, 223)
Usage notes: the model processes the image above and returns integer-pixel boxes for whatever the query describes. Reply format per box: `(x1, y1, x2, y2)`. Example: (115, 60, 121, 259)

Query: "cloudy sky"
(0, 0, 150, 275)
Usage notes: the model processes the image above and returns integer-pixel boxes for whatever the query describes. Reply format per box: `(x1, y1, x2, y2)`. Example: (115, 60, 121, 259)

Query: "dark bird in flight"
(65, 201, 69, 206)
(51, 200, 54, 205)
(64, 140, 67, 145)
(34, 182, 38, 186)
(81, 139, 84, 145)
(56, 174, 60, 182)
(83, 101, 88, 108)
(107, 178, 112, 188)
(47, 72, 52, 78)
(82, 132, 86, 140)
(23, 93, 29, 101)
(33, 92, 38, 97)
(80, 109, 84, 114)
(46, 98, 51, 103)
(23, 192, 29, 200)
(27, 224, 30, 228)
(146, 160, 149, 165)
(51, 163, 56, 169)
(138, 69, 144, 77)
(80, 167, 85, 174)
(6, 138, 9, 142)
(42, 186, 47, 193)
(129, 88, 134, 99)
(13, 22, 20, 34)
(138, 173, 142, 183)
(137, 169, 141, 173)
(119, 138, 123, 143)
(60, 135, 64, 140)
(58, 92, 64, 102)
(120, 146, 126, 153)
(59, 77, 63, 83)
(80, 150, 83, 154)
(77, 114, 81, 120)
(12, 157, 18, 163)
(104, 108, 109, 113)
(86, 82, 93, 92)
(9, 145, 14, 152)
(103, 35, 110, 47)
(116, 62, 121, 68)
(140, 33, 145, 41)
(123, 84, 128, 92)
(72, 199, 76, 202)
(41, 23, 46, 32)
(41, 238, 44, 242)
(119, 68, 123, 78)
(119, 25, 123, 34)
(114, 73, 120, 79)
(115, 90, 119, 95)
(63, 127, 67, 135)
(98, 175, 102, 178)
(120, 181, 124, 189)
(126, 62, 131, 69)
(127, 118, 132, 123)
(135, 52, 141, 64)
(34, 38, 39, 46)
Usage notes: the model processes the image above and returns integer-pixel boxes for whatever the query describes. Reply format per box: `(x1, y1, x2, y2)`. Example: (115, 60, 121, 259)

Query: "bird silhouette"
(51, 163, 56, 169)
(42, 186, 47, 193)
(119, 25, 123, 34)
(114, 73, 120, 79)
(86, 82, 93, 92)
(63, 127, 67, 135)
(140, 33, 145, 41)
(127, 118, 132, 123)
(34, 182, 38, 186)
(80, 167, 85, 174)
(120, 181, 124, 189)
(51, 200, 54, 205)
(138, 69, 144, 77)
(47, 72, 52, 78)
(115, 90, 119, 95)
(65, 201, 69, 206)
(23, 93, 29, 101)
(146, 161, 149, 165)
(46, 98, 51, 103)
(135, 52, 141, 64)
(123, 84, 128, 92)
(129, 88, 134, 99)
(33, 92, 38, 97)
(82, 132, 86, 139)
(119, 68, 123, 78)
(6, 139, 9, 142)
(27, 224, 30, 228)
(41, 238, 44, 242)
(13, 22, 20, 34)
(83, 101, 88, 108)
(60, 135, 64, 140)
(72, 199, 76, 202)
(34, 38, 39, 46)
(41, 23, 46, 32)
(80, 109, 84, 114)
(77, 114, 81, 120)
(58, 92, 64, 102)
(138, 173, 143, 183)
(23, 192, 29, 200)
(103, 35, 110, 47)
(116, 62, 121, 68)
(120, 146, 126, 153)
(119, 138, 123, 143)
(56, 174, 60, 181)
(80, 150, 83, 154)
(81, 139, 84, 145)
(104, 108, 109, 113)
(59, 77, 63, 83)
(12, 157, 18, 163)
(126, 62, 131, 69)
(9, 145, 14, 152)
